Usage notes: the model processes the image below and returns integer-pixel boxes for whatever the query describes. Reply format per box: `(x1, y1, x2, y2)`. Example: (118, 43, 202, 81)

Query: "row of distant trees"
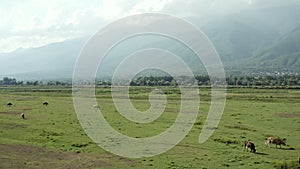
(1, 75, 300, 87)
(0, 77, 69, 86)
(129, 75, 300, 87)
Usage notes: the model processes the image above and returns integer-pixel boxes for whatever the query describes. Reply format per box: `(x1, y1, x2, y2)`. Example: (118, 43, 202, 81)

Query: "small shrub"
(39, 130, 63, 136)
(272, 160, 300, 169)
(225, 124, 256, 132)
(214, 138, 240, 145)
(221, 163, 230, 167)
(194, 121, 202, 125)
(71, 143, 89, 148)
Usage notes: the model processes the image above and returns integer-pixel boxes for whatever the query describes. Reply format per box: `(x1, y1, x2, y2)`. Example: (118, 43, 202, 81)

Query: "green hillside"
(202, 17, 278, 61)
(245, 25, 300, 72)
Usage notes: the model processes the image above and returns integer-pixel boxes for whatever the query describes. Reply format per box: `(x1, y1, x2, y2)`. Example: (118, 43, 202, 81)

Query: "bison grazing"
(43, 102, 49, 106)
(244, 140, 256, 153)
(7, 102, 13, 107)
(265, 137, 286, 148)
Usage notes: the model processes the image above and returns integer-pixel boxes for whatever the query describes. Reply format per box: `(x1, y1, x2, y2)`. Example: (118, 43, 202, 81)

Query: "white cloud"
(0, 1, 104, 52)
(126, 0, 173, 15)
(1, 0, 287, 53)
(0, 0, 180, 52)
(99, 1, 123, 20)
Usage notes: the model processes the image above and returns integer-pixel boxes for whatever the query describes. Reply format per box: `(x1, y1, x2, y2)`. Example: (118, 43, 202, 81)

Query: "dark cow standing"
(21, 113, 25, 119)
(244, 140, 256, 153)
(43, 102, 49, 106)
(7, 102, 13, 107)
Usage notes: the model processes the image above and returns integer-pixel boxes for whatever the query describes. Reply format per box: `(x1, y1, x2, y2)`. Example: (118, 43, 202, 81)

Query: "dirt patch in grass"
(0, 143, 110, 169)
(0, 122, 29, 129)
(225, 124, 257, 132)
(0, 111, 20, 115)
(0, 109, 32, 115)
(165, 108, 197, 114)
(15, 97, 37, 101)
(0, 111, 21, 116)
(165, 108, 179, 113)
(22, 108, 32, 111)
(275, 113, 300, 118)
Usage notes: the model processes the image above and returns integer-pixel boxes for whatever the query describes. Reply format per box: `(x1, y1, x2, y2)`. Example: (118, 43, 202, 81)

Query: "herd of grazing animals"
(244, 136, 288, 154)
(4, 101, 291, 155)
(6, 101, 49, 119)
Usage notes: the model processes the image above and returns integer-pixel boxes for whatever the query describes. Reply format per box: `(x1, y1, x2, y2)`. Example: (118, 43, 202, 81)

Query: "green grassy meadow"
(0, 86, 299, 169)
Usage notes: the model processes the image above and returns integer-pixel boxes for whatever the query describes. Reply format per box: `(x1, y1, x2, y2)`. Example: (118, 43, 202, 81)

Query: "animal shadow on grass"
(268, 146, 295, 150)
(255, 152, 269, 155)
(278, 147, 296, 151)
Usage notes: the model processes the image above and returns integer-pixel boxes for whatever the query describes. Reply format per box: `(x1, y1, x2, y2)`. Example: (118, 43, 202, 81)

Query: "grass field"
(0, 86, 299, 169)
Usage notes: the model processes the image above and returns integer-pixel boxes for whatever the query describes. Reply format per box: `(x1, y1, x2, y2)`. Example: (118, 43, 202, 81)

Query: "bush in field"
(272, 160, 300, 169)
(213, 138, 240, 145)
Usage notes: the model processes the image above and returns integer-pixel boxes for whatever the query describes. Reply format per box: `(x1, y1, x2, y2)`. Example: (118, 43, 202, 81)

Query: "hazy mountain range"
(1, 3, 299, 80)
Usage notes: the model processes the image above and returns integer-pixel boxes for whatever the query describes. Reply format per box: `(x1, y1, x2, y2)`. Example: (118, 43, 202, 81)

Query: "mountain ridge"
(1, 4, 300, 80)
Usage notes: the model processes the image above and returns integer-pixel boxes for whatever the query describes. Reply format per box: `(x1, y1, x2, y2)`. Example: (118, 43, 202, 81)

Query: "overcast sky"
(0, 0, 296, 53)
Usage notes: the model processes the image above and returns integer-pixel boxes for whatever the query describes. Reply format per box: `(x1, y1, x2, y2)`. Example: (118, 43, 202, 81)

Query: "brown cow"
(265, 137, 286, 148)
(244, 140, 256, 153)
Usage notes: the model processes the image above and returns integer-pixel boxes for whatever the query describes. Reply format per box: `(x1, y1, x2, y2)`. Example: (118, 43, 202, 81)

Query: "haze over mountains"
(0, 2, 299, 80)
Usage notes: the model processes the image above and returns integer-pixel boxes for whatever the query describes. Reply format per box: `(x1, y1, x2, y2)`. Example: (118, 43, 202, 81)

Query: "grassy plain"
(0, 86, 299, 169)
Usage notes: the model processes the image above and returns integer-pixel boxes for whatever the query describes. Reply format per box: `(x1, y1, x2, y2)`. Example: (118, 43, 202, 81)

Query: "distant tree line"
(129, 75, 300, 87)
(129, 76, 177, 86)
(1, 75, 300, 87)
(0, 77, 23, 85)
(226, 75, 300, 86)
(0, 77, 69, 86)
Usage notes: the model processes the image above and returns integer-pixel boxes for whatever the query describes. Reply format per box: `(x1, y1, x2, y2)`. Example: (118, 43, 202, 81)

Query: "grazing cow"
(244, 140, 256, 153)
(43, 102, 49, 106)
(21, 113, 25, 119)
(7, 102, 13, 107)
(265, 137, 275, 148)
(265, 137, 286, 148)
